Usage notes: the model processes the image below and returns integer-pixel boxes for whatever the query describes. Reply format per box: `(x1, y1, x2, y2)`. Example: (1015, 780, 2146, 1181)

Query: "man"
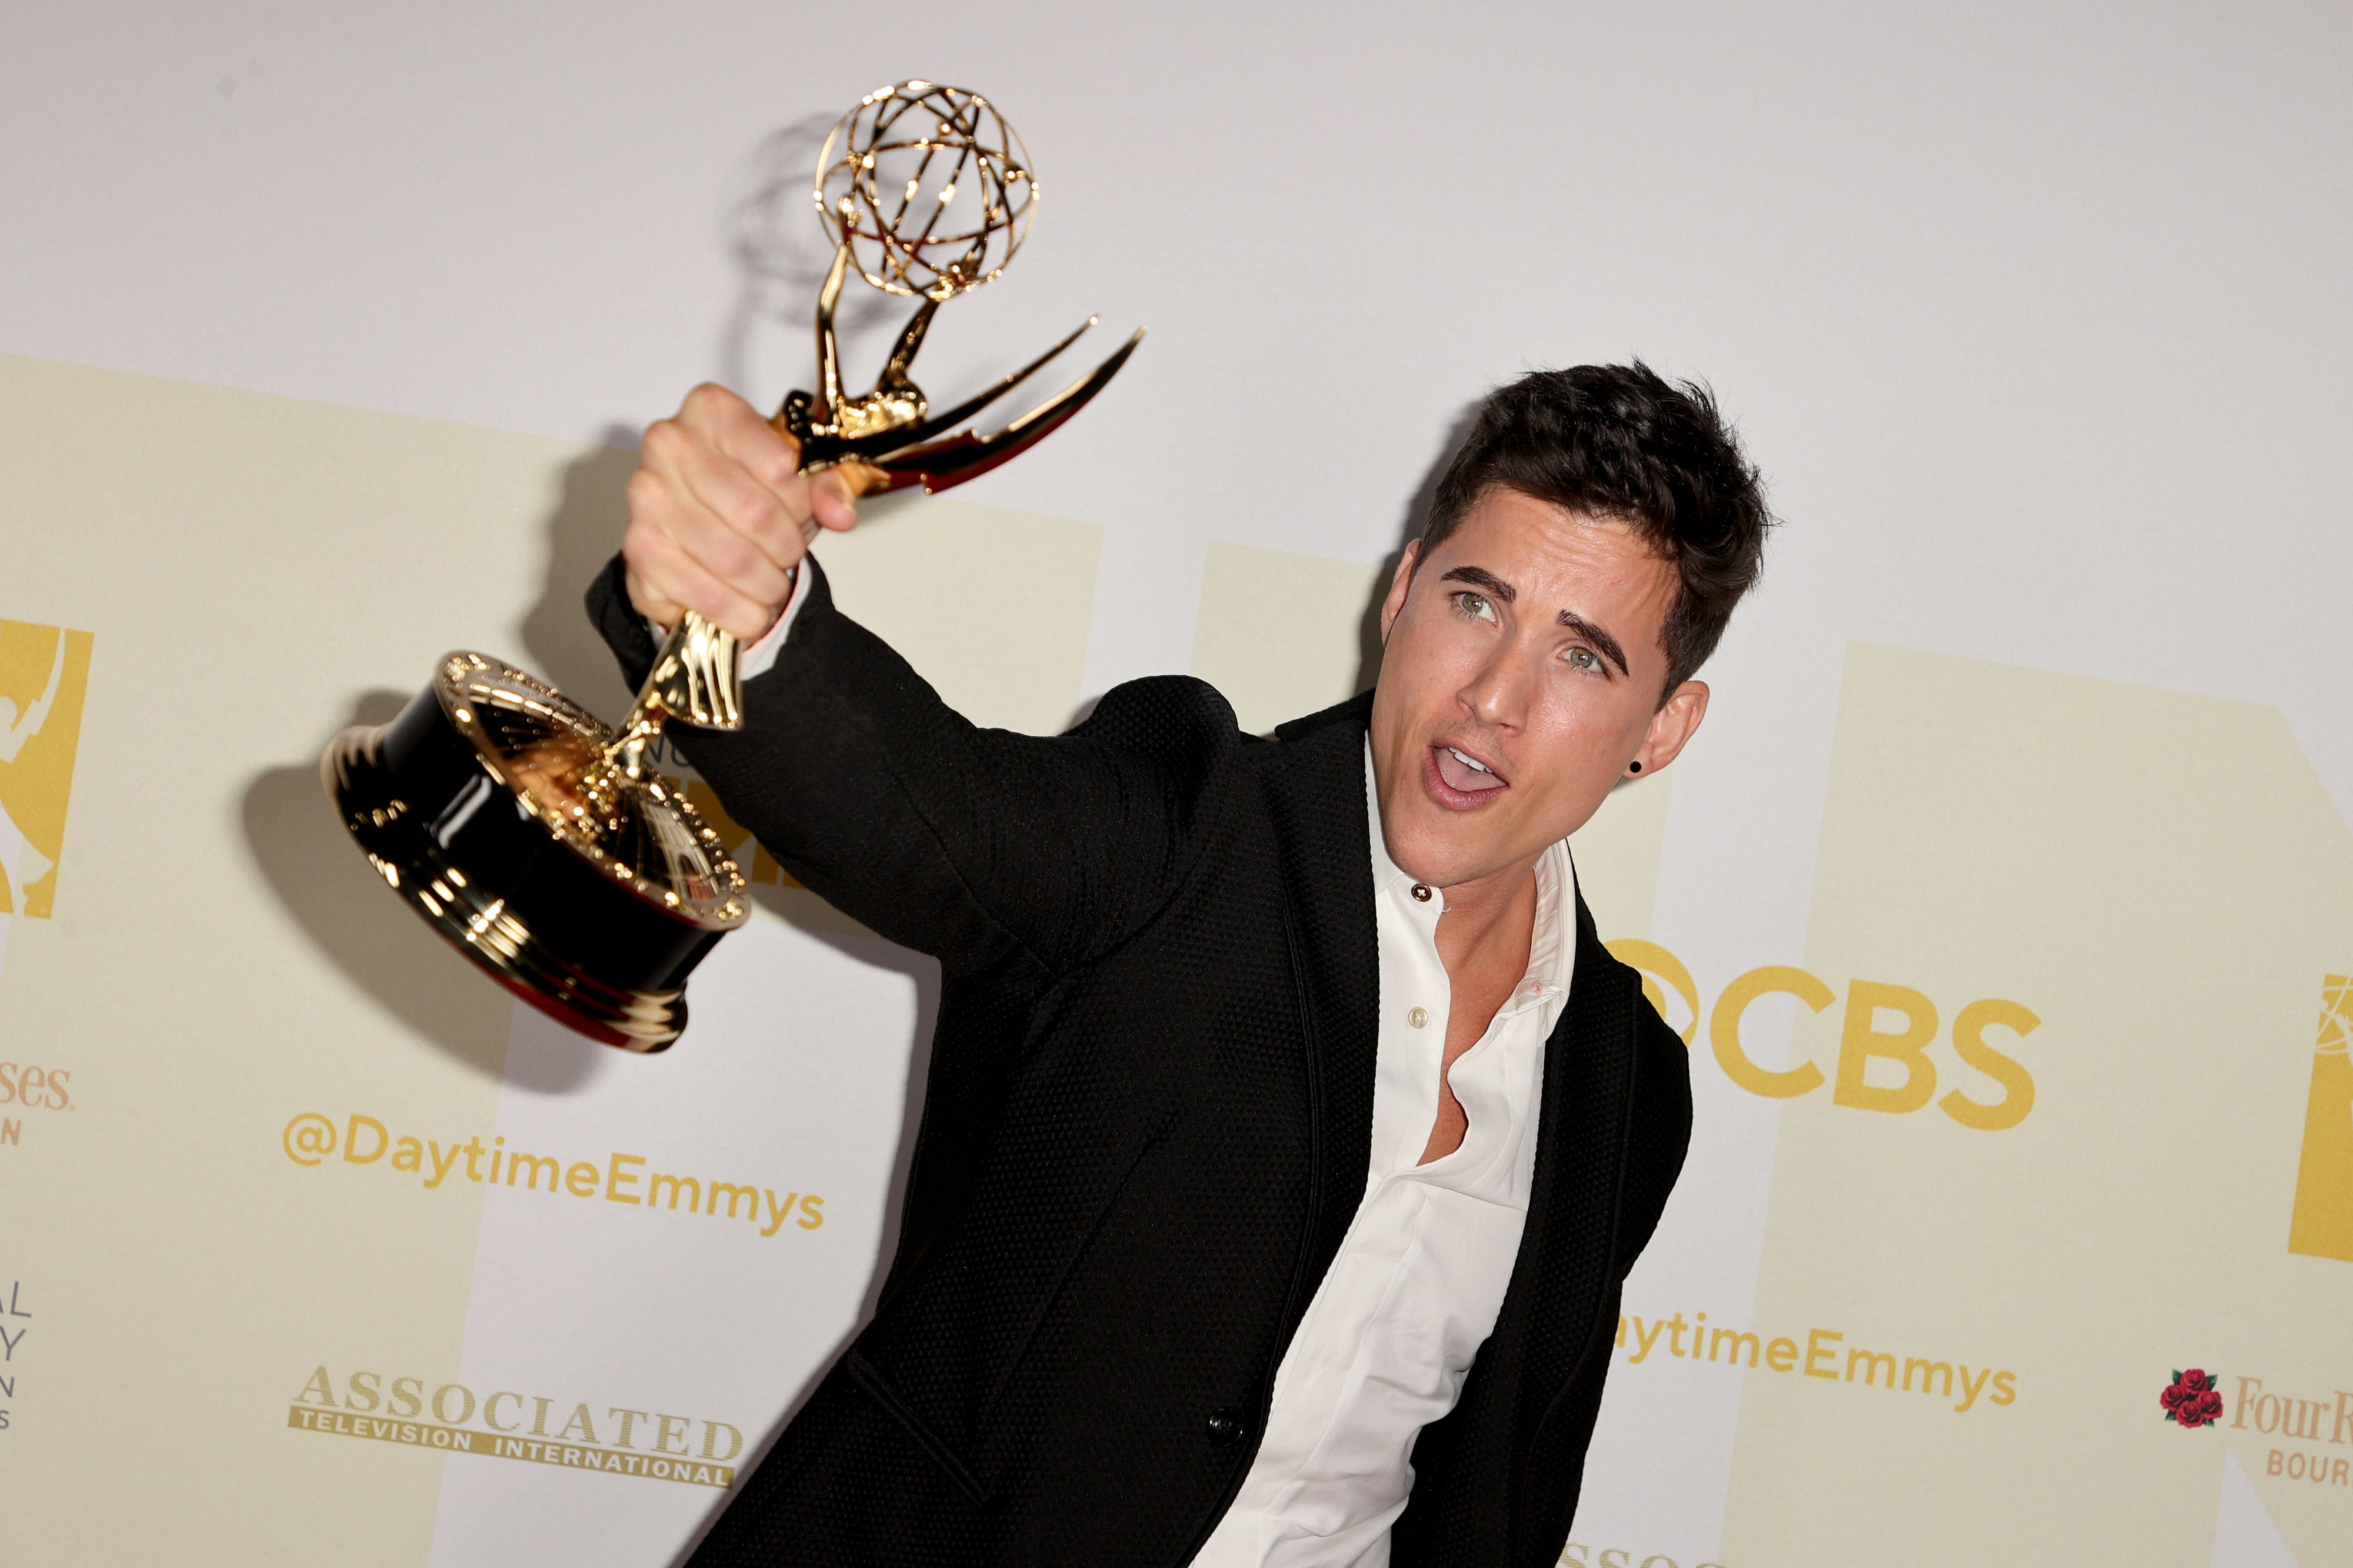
(592, 363, 1769, 1566)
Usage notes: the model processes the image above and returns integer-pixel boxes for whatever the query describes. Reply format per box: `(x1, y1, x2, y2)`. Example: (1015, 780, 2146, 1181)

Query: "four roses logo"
(2162, 1368, 2223, 1429)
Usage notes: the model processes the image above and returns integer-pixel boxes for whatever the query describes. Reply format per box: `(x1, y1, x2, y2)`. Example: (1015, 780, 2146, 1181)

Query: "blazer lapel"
(1261, 693, 1383, 1314)
(1506, 889, 1645, 1432)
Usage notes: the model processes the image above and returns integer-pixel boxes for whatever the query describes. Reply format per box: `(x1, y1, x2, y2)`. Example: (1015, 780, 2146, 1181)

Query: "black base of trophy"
(321, 652, 747, 1053)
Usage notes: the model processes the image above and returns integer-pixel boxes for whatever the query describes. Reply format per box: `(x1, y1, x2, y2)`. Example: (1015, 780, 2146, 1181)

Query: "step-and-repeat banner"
(3, 354, 2346, 1565)
(3, 8, 2349, 1565)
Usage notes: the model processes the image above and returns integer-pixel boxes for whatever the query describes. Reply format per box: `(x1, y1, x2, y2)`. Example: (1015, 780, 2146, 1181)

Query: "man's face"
(1368, 486, 1709, 895)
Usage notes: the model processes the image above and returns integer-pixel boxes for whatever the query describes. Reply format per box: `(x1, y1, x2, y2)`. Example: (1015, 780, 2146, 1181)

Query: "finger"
(622, 472, 792, 629)
(620, 511, 692, 630)
(631, 468, 797, 613)
(680, 382, 801, 489)
(620, 496, 686, 628)
(807, 465, 875, 533)
(666, 500, 798, 611)
(623, 515, 776, 643)
(684, 383, 828, 558)
(808, 470, 854, 533)
(640, 417, 813, 582)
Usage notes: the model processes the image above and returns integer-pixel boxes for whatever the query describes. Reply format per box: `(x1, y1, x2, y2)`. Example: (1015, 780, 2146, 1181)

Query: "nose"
(1455, 637, 1529, 732)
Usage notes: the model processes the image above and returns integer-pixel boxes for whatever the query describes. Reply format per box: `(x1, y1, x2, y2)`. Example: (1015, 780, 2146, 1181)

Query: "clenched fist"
(621, 383, 876, 642)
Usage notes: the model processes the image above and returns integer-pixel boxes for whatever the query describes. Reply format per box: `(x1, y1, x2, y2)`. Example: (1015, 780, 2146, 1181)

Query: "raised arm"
(598, 384, 1225, 976)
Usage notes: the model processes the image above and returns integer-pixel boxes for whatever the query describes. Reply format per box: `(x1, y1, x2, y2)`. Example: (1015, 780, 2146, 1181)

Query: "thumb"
(809, 462, 886, 532)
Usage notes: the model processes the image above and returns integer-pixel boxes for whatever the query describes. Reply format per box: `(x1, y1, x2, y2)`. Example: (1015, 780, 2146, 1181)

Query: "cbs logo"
(1607, 940, 2042, 1132)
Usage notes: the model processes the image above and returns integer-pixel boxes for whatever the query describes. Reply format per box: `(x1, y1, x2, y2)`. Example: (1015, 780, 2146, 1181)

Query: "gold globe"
(814, 81, 1036, 302)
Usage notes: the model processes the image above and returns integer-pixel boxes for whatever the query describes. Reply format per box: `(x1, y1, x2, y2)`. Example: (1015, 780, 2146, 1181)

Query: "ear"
(1634, 680, 1709, 775)
(1378, 541, 1421, 643)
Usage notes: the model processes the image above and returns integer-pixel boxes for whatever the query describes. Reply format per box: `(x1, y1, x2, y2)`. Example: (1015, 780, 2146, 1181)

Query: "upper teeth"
(1447, 747, 1492, 775)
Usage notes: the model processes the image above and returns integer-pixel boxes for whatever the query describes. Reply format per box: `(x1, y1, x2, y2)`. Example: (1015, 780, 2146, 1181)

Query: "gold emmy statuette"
(324, 82, 1142, 1051)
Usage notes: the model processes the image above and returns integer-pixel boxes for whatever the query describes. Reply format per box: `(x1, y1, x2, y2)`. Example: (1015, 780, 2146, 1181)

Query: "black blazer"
(588, 557, 1691, 1568)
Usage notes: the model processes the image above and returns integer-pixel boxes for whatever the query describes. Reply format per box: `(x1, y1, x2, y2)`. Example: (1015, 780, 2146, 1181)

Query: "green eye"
(1567, 648, 1597, 670)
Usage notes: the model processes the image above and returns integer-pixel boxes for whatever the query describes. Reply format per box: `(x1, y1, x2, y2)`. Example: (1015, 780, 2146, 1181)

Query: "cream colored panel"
(0, 353, 618, 1562)
(1718, 644, 2353, 1564)
(1191, 541, 1387, 737)
(0, 353, 1111, 1564)
(1575, 770, 1674, 943)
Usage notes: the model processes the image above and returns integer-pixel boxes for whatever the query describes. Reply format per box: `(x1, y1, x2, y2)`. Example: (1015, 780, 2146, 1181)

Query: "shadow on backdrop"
(242, 422, 652, 1096)
(1343, 399, 1483, 701)
(517, 112, 912, 709)
(240, 692, 591, 1093)
(517, 426, 639, 713)
(234, 107, 965, 1195)
(720, 113, 908, 409)
(241, 406, 648, 1090)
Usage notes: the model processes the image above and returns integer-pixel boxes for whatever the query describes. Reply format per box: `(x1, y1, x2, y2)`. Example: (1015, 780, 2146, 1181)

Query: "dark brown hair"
(1421, 363, 1770, 696)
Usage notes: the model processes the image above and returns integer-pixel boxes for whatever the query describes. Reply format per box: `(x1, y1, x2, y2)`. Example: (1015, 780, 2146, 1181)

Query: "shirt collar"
(1517, 837, 1575, 1012)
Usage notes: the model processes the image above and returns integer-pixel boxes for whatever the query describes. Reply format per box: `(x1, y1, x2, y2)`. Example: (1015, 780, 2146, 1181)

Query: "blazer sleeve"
(585, 553, 1224, 978)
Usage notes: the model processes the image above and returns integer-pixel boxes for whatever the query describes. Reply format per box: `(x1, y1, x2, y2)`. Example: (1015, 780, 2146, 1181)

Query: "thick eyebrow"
(1439, 565, 1515, 603)
(1558, 609, 1629, 676)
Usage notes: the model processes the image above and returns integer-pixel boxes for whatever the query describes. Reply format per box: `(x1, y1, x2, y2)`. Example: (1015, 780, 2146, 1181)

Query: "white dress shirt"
(735, 563, 812, 679)
(1191, 742, 1575, 1567)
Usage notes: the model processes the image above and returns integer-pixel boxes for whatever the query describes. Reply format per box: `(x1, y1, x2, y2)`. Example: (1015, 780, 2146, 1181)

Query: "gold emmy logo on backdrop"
(324, 82, 1142, 1051)
(0, 620, 95, 921)
(2288, 972, 2353, 1263)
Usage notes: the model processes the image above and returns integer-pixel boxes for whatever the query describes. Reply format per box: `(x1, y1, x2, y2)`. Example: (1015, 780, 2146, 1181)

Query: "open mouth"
(1430, 742, 1507, 797)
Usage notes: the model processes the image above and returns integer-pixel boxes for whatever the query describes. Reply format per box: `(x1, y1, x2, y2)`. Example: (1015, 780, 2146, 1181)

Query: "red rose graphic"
(2162, 1368, 2221, 1429)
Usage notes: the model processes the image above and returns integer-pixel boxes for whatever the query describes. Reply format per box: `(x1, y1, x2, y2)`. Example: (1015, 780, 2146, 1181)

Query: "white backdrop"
(3, 5, 2349, 1564)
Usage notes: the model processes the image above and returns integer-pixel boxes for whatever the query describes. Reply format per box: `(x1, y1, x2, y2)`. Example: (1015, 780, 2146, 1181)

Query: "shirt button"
(1410, 882, 1433, 902)
(1408, 1007, 1429, 1029)
(1205, 1406, 1246, 1447)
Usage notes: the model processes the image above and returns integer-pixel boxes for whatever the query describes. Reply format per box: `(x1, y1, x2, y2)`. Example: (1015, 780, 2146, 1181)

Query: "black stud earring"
(1627, 760, 1643, 775)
